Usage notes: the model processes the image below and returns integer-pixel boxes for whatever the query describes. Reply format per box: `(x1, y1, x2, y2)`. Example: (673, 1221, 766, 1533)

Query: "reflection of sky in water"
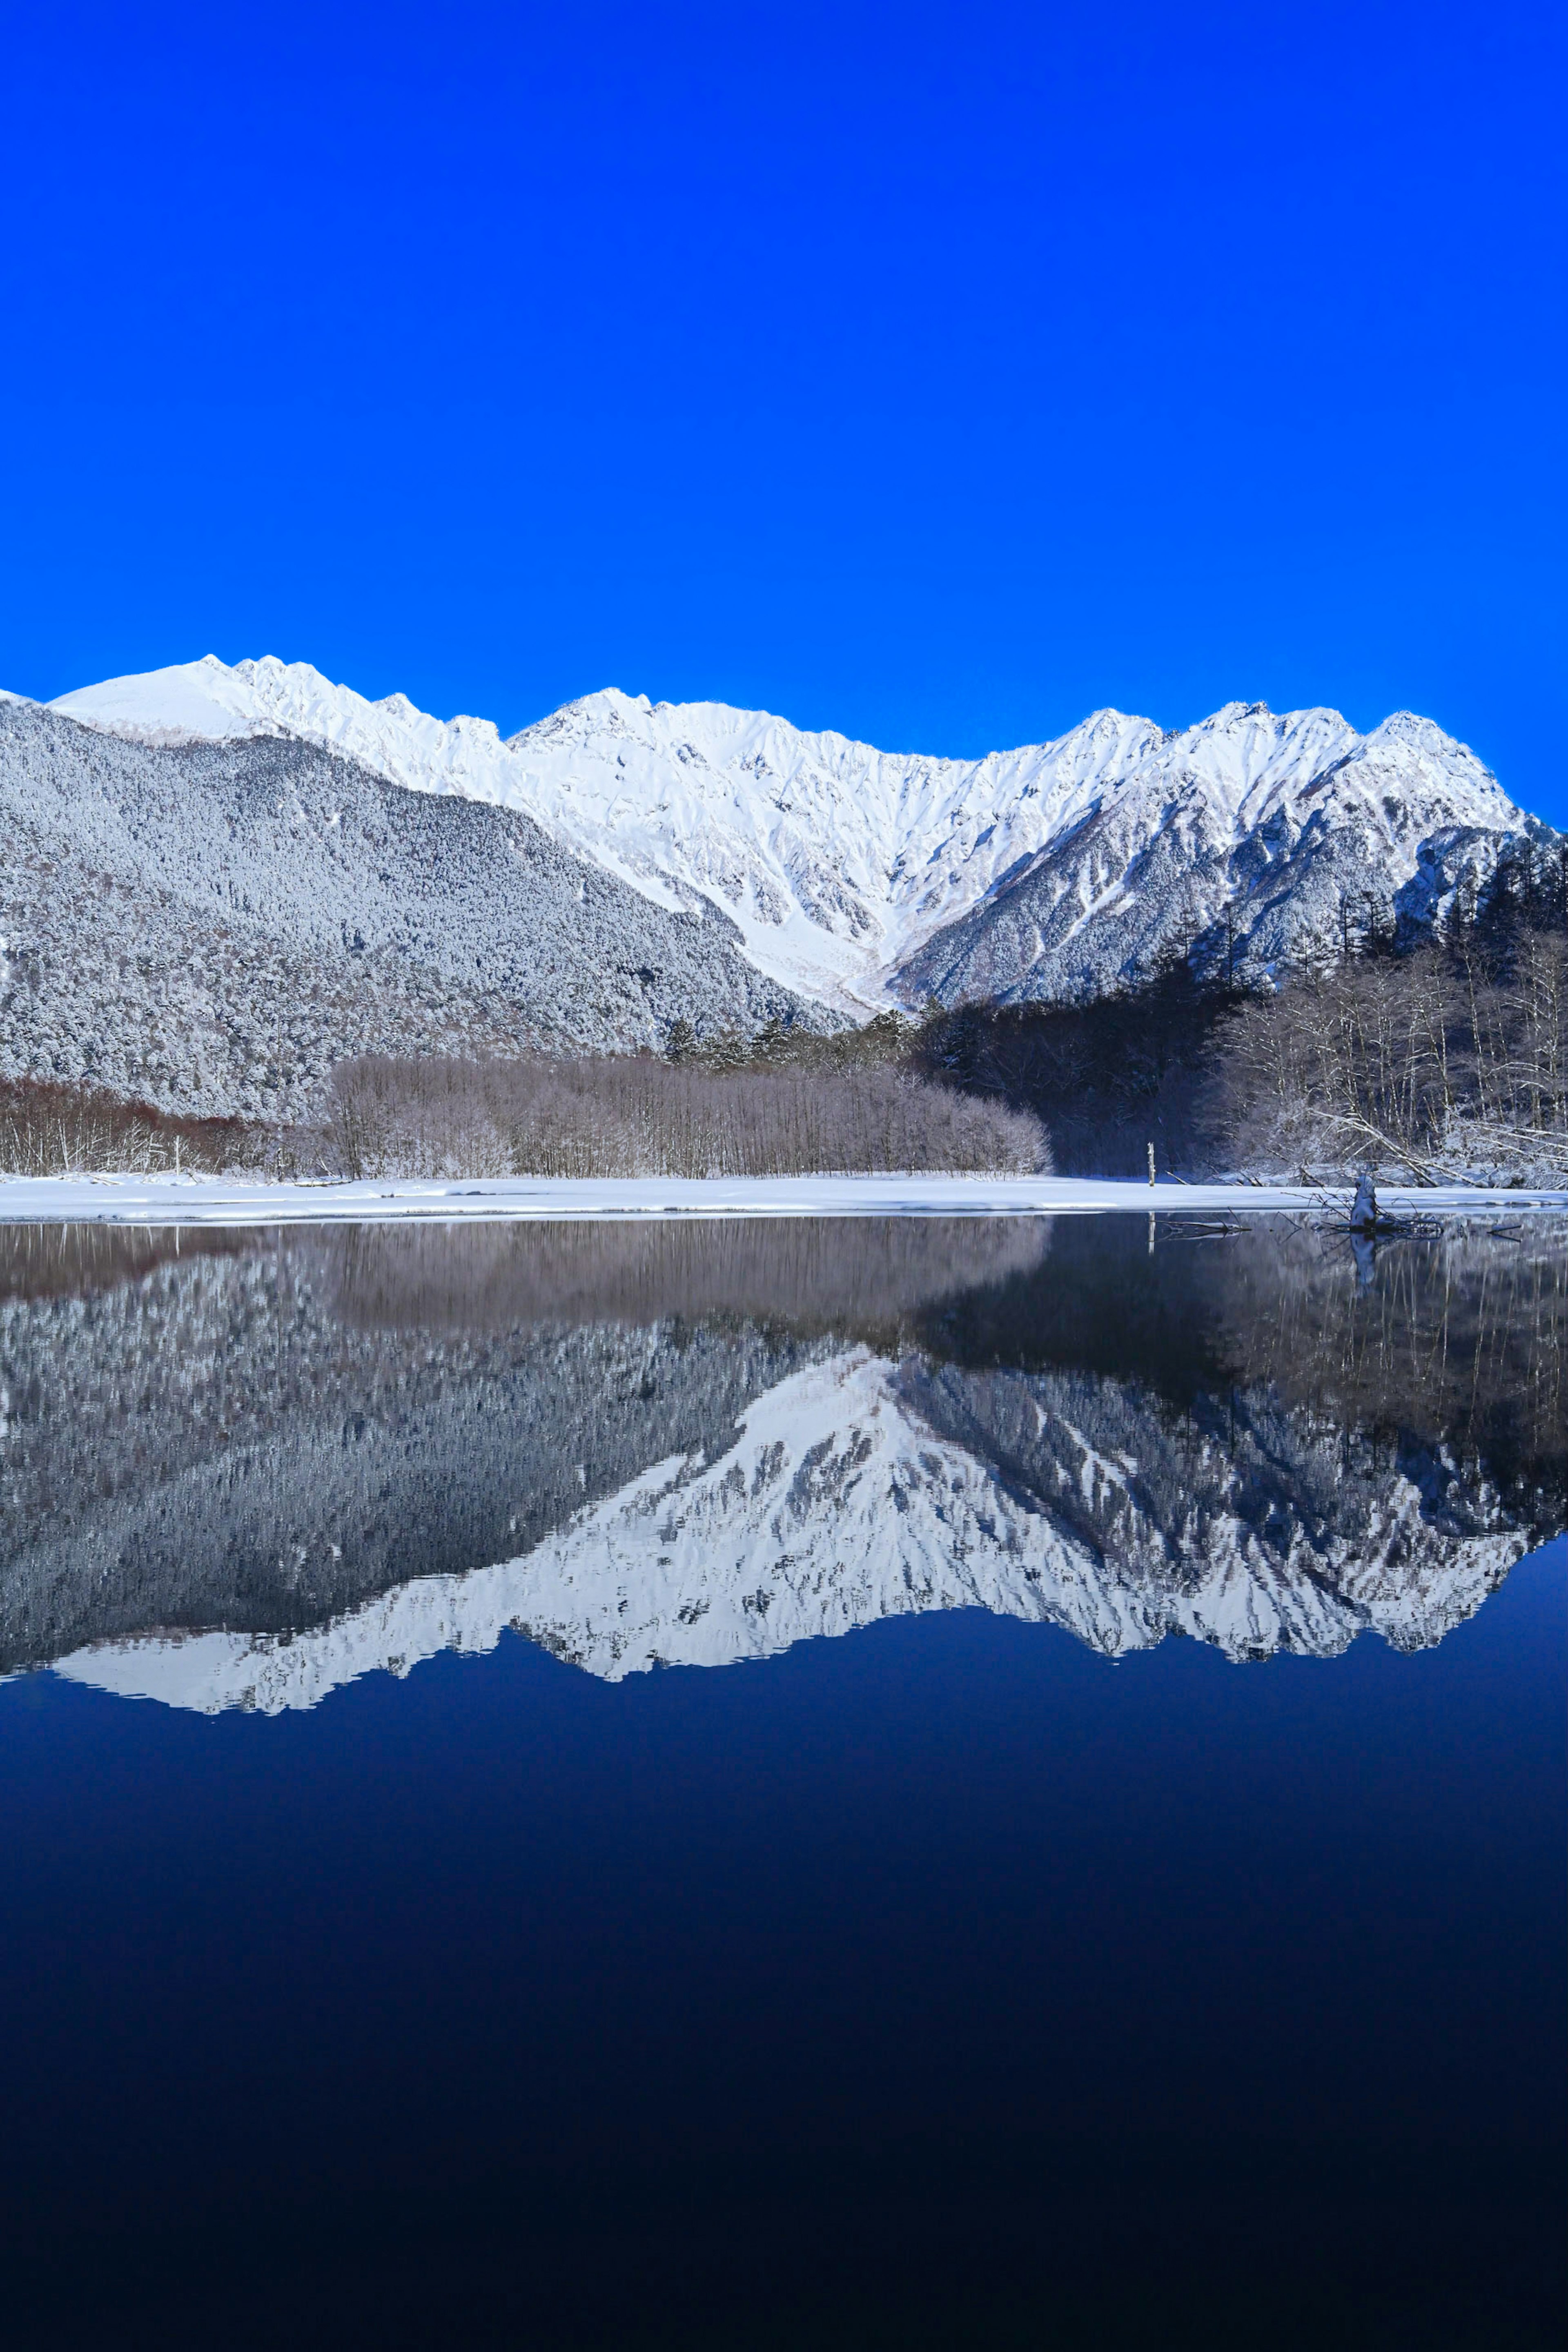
(0, 1219, 1563, 2345)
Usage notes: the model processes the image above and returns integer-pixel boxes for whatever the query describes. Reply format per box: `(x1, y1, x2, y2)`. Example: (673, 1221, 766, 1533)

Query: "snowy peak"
(52, 652, 514, 783)
(1110, 698, 1511, 834)
(51, 652, 279, 744)
(46, 657, 1539, 1016)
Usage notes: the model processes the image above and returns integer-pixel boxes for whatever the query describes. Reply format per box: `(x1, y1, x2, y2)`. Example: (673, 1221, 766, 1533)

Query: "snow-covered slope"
(0, 695, 820, 1116)
(51, 656, 1542, 1014)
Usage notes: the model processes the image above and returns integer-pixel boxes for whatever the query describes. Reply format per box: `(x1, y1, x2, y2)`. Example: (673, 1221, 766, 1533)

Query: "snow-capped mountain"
(0, 693, 822, 1118)
(51, 655, 1544, 1013)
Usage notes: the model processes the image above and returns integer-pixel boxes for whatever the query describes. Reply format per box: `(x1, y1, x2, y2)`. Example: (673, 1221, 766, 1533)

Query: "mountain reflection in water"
(2, 1214, 1561, 1711)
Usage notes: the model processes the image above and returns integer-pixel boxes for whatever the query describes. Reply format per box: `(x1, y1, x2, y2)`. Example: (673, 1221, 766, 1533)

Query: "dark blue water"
(0, 1216, 1562, 2347)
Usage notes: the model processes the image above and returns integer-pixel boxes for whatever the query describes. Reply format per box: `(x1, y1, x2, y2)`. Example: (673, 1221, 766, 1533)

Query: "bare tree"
(1212, 932, 1568, 1180)
(323, 1053, 1051, 1180)
(0, 1078, 256, 1176)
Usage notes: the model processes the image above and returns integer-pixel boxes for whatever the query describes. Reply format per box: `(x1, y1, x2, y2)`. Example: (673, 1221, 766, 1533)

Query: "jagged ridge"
(46, 657, 1551, 1018)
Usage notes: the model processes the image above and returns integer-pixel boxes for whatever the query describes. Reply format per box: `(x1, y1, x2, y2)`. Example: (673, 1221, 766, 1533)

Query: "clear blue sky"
(2, 1, 1564, 820)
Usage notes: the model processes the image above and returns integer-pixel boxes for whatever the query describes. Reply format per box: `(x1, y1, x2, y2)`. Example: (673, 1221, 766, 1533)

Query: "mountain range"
(0, 653, 1553, 1116)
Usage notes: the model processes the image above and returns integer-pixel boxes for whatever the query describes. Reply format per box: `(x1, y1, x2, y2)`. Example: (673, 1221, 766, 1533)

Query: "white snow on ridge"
(48, 656, 1528, 1013)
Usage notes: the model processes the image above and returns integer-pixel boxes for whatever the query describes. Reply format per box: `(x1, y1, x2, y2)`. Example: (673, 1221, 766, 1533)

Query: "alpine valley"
(0, 653, 1555, 1118)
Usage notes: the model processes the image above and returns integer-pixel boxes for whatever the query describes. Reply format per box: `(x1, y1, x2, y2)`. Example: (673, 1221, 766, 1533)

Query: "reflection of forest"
(1213, 1223, 1565, 1502)
(912, 1216, 1565, 1512)
(320, 1212, 1049, 1343)
(0, 1214, 1049, 1331)
(0, 1218, 249, 1303)
(0, 1214, 1561, 1691)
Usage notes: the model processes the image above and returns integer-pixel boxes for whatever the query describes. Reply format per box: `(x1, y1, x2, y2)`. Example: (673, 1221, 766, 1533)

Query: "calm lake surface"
(1, 1214, 1563, 2348)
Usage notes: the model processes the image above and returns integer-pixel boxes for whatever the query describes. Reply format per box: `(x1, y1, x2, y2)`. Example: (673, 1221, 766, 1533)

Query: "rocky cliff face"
(895, 707, 1546, 1006)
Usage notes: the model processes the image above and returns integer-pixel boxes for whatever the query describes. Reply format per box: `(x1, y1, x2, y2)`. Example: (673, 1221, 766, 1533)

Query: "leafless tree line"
(323, 1052, 1050, 1180)
(1213, 928, 1568, 1180)
(0, 1078, 255, 1178)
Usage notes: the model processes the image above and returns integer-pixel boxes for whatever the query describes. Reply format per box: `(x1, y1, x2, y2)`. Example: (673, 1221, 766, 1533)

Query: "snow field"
(0, 1171, 1562, 1225)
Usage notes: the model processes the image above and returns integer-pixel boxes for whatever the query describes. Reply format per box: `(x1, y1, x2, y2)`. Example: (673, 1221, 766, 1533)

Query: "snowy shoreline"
(0, 1172, 1563, 1226)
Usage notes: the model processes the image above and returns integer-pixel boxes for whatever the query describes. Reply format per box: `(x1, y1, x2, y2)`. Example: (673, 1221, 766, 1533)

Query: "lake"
(1, 1213, 1563, 2348)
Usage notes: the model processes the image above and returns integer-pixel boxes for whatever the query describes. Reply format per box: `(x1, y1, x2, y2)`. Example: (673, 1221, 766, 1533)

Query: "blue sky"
(2, 0, 1563, 820)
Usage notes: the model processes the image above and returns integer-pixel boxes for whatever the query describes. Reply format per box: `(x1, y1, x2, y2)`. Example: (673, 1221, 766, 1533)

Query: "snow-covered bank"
(0, 1172, 1563, 1225)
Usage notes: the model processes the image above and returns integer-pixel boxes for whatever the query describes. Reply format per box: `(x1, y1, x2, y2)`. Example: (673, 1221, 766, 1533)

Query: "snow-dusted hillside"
(0, 695, 821, 1117)
(52, 655, 1546, 1013)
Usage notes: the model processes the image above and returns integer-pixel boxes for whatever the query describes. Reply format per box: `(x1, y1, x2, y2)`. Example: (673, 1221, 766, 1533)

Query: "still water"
(1, 1214, 1563, 2348)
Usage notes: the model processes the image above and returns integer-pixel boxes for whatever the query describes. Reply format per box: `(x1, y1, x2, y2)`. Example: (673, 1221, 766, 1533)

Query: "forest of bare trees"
(0, 1045, 1044, 1180)
(323, 1052, 1049, 1179)
(1212, 924, 1566, 1179)
(0, 1077, 252, 1178)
